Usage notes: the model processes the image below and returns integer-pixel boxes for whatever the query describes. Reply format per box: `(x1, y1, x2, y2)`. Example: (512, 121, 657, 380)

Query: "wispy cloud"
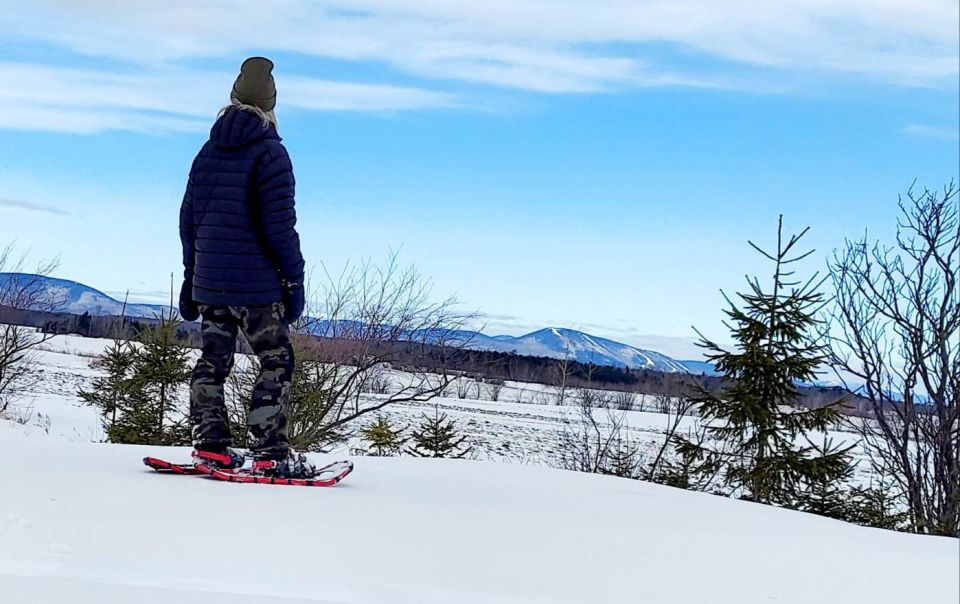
(6, 1, 959, 87)
(0, 197, 72, 216)
(902, 123, 960, 141)
(619, 335, 707, 361)
(0, 61, 457, 134)
(468, 313, 533, 335)
(283, 77, 456, 112)
(0, 1, 956, 133)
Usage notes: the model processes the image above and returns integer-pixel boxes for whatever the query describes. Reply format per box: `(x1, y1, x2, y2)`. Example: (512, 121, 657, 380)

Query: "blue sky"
(0, 1, 957, 359)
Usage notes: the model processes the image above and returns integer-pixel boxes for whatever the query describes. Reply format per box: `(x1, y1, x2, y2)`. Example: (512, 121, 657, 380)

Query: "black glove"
(282, 280, 305, 324)
(178, 277, 200, 322)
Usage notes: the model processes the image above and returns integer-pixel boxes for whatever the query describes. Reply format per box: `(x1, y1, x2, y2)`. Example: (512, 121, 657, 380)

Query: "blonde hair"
(219, 98, 279, 132)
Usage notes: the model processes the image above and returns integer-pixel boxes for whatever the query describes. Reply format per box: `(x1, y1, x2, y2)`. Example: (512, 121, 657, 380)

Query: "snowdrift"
(0, 434, 956, 603)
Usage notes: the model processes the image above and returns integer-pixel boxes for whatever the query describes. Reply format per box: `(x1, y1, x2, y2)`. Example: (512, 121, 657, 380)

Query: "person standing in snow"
(178, 57, 312, 478)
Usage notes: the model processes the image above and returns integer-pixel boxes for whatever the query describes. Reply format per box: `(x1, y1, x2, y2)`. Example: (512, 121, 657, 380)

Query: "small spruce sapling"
(79, 296, 136, 434)
(108, 305, 193, 446)
(362, 415, 407, 456)
(406, 407, 471, 458)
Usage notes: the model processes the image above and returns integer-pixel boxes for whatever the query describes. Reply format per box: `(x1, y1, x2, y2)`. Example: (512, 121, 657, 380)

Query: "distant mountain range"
(460, 327, 692, 373)
(1, 273, 714, 374)
(0, 273, 170, 318)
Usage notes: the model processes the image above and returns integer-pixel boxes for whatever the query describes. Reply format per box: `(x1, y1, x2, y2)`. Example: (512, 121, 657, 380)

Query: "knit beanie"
(231, 57, 277, 111)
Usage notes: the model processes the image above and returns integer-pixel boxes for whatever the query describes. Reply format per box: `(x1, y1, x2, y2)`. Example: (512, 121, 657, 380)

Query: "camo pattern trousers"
(190, 304, 294, 458)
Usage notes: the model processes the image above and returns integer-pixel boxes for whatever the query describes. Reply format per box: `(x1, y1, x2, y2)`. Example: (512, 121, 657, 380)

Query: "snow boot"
(192, 447, 246, 470)
(251, 449, 316, 479)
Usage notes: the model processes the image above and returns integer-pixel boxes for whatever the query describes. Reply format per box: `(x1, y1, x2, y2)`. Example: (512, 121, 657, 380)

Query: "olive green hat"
(231, 57, 276, 111)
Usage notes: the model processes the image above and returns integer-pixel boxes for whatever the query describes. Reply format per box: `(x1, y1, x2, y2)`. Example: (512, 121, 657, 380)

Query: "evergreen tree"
(601, 432, 641, 479)
(846, 484, 910, 531)
(406, 408, 471, 458)
(799, 470, 855, 521)
(79, 335, 137, 433)
(675, 217, 853, 507)
(108, 311, 193, 445)
(78, 311, 92, 336)
(361, 415, 407, 456)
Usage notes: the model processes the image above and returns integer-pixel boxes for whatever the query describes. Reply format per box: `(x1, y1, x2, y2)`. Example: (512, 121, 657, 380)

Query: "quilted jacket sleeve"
(178, 175, 195, 280)
(255, 140, 305, 283)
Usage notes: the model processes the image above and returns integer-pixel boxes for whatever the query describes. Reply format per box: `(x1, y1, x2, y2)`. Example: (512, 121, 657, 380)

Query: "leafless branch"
(0, 245, 64, 416)
(827, 182, 960, 536)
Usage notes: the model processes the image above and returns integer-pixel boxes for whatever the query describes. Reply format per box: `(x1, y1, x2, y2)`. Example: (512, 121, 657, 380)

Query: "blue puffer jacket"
(180, 108, 305, 307)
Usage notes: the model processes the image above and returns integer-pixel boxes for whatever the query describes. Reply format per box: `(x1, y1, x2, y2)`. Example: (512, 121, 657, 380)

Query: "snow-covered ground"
(2, 434, 957, 603)
(1, 334, 957, 603)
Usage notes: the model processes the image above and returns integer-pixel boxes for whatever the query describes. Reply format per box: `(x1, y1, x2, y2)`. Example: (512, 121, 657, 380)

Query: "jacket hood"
(209, 108, 279, 149)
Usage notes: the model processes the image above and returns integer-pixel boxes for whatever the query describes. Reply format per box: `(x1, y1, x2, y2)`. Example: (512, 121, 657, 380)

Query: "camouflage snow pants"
(190, 304, 294, 458)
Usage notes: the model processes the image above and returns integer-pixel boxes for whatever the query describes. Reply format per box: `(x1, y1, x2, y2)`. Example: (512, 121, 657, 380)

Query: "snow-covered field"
(1, 334, 957, 603)
(13, 335, 868, 466)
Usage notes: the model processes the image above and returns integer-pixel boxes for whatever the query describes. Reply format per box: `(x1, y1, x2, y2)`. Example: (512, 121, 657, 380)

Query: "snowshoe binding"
(144, 447, 245, 475)
(206, 449, 353, 487)
(192, 447, 247, 471)
(251, 450, 316, 479)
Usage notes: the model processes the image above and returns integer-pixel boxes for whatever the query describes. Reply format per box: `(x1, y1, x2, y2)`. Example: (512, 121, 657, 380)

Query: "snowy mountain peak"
(467, 326, 691, 372)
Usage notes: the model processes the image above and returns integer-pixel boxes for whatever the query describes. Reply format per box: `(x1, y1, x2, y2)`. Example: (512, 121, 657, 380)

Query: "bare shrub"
(613, 390, 637, 411)
(33, 411, 51, 435)
(556, 391, 639, 478)
(532, 390, 553, 405)
(485, 378, 504, 402)
(656, 394, 673, 414)
(361, 363, 393, 395)
(551, 353, 574, 406)
(453, 376, 478, 400)
(514, 385, 527, 405)
(828, 182, 960, 536)
(642, 396, 707, 486)
(230, 253, 474, 452)
(11, 401, 35, 425)
(573, 387, 612, 409)
(0, 246, 65, 418)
